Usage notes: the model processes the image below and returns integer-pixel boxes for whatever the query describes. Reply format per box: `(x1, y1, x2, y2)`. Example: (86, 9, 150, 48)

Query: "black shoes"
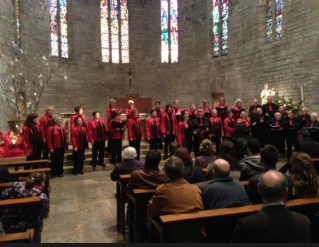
(58, 174, 64, 178)
(79, 171, 84, 175)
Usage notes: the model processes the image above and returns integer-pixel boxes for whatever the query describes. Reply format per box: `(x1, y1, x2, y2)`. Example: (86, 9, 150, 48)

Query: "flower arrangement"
(277, 96, 304, 116)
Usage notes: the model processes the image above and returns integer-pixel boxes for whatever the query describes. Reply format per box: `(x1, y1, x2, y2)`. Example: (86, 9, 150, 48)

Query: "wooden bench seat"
(0, 229, 34, 243)
(127, 189, 156, 242)
(0, 197, 42, 243)
(149, 198, 319, 243)
(0, 160, 49, 171)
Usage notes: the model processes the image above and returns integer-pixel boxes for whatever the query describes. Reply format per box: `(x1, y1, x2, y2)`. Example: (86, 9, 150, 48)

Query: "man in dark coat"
(233, 170, 312, 243)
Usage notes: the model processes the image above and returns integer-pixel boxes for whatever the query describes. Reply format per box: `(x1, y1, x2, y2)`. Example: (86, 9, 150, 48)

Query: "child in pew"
(0, 172, 50, 233)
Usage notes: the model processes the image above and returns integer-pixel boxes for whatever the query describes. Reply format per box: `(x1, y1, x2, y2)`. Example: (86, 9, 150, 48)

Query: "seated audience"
(233, 170, 312, 243)
(110, 147, 144, 181)
(290, 152, 319, 199)
(127, 150, 169, 193)
(168, 141, 180, 158)
(239, 138, 262, 181)
(174, 148, 204, 184)
(0, 172, 50, 233)
(232, 123, 251, 161)
(247, 145, 294, 204)
(147, 156, 205, 242)
(202, 159, 251, 210)
(0, 166, 12, 183)
(194, 139, 217, 169)
(0, 220, 3, 235)
(207, 141, 241, 181)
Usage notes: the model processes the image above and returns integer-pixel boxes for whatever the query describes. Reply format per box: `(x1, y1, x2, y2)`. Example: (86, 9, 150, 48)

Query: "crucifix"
(120, 68, 136, 88)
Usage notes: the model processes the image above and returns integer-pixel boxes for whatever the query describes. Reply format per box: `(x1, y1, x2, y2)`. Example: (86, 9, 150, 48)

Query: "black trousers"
(111, 139, 122, 164)
(50, 148, 65, 177)
(164, 134, 176, 158)
(182, 139, 193, 154)
(225, 137, 233, 142)
(73, 149, 85, 174)
(25, 145, 42, 170)
(150, 138, 163, 150)
(286, 132, 300, 161)
(92, 140, 106, 166)
(269, 132, 285, 154)
(211, 136, 221, 155)
(129, 139, 141, 160)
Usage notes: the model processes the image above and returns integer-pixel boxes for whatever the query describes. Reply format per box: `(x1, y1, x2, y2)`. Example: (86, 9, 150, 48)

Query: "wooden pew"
(116, 174, 131, 236)
(0, 197, 42, 243)
(149, 198, 319, 243)
(0, 160, 49, 171)
(9, 168, 51, 199)
(127, 189, 156, 243)
(0, 229, 34, 243)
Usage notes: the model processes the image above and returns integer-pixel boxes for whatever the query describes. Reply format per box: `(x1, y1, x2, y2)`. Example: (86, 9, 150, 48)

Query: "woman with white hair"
(110, 147, 144, 181)
(125, 100, 138, 120)
(236, 111, 250, 127)
(39, 105, 55, 159)
(232, 99, 246, 120)
(47, 115, 68, 178)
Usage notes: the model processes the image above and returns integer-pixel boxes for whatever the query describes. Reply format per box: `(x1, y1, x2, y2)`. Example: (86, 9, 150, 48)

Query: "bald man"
(297, 107, 310, 127)
(262, 95, 279, 117)
(305, 113, 319, 143)
(233, 170, 312, 243)
(202, 159, 251, 210)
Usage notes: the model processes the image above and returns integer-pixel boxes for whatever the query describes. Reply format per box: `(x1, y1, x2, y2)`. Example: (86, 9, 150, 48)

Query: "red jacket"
(177, 122, 190, 147)
(21, 124, 42, 155)
(109, 119, 125, 140)
(47, 126, 68, 150)
(146, 117, 161, 139)
(71, 127, 88, 149)
(236, 118, 251, 127)
(232, 106, 246, 120)
(39, 115, 53, 140)
(203, 107, 212, 116)
(188, 109, 198, 119)
(156, 108, 165, 119)
(173, 108, 183, 122)
(224, 118, 235, 138)
(127, 118, 144, 140)
(106, 107, 120, 130)
(88, 119, 107, 142)
(161, 113, 177, 135)
(209, 117, 224, 137)
(125, 107, 138, 120)
(71, 114, 87, 130)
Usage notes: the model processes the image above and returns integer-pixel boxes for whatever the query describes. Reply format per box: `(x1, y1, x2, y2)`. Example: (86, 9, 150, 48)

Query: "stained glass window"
(161, 0, 179, 64)
(276, 0, 283, 41)
(101, 0, 130, 64)
(50, 0, 69, 58)
(212, 0, 220, 57)
(267, 0, 283, 44)
(12, 0, 21, 47)
(212, 0, 229, 58)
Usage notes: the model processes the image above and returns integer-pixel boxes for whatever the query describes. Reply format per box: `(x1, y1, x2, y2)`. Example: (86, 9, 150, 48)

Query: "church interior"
(0, 0, 319, 243)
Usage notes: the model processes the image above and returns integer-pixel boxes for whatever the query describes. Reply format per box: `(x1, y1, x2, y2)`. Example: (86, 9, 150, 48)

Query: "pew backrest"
(0, 160, 49, 169)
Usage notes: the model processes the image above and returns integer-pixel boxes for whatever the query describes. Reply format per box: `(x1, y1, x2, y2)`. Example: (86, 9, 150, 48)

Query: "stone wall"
(1, 0, 319, 132)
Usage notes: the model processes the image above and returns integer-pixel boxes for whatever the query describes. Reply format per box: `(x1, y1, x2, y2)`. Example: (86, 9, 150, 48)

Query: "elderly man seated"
(233, 170, 312, 243)
(110, 147, 144, 181)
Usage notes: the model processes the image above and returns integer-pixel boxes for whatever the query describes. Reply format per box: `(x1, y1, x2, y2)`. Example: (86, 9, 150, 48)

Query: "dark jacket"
(202, 177, 251, 210)
(182, 165, 205, 184)
(110, 159, 145, 181)
(300, 138, 319, 159)
(247, 170, 294, 204)
(232, 136, 251, 161)
(239, 156, 262, 181)
(262, 103, 279, 116)
(194, 155, 217, 169)
(0, 166, 12, 183)
(127, 169, 169, 193)
(232, 204, 312, 243)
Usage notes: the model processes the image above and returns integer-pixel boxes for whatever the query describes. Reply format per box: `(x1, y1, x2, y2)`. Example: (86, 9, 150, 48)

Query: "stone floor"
(41, 165, 126, 243)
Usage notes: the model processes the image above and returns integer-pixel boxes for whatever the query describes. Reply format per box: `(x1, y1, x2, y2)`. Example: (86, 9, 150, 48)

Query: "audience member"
(202, 159, 251, 210)
(0, 166, 12, 183)
(232, 123, 251, 161)
(239, 138, 262, 181)
(290, 152, 319, 199)
(168, 141, 180, 158)
(247, 145, 294, 204)
(174, 148, 204, 184)
(194, 139, 217, 169)
(128, 150, 169, 193)
(233, 170, 312, 243)
(110, 147, 144, 181)
(147, 157, 205, 242)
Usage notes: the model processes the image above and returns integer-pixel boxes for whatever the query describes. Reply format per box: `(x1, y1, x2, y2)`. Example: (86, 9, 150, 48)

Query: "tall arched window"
(266, 0, 283, 44)
(161, 0, 179, 64)
(101, 0, 129, 64)
(12, 0, 21, 47)
(212, 0, 229, 58)
(50, 0, 69, 58)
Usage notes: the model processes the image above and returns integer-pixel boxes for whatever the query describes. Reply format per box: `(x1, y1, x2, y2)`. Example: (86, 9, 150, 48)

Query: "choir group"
(20, 95, 319, 178)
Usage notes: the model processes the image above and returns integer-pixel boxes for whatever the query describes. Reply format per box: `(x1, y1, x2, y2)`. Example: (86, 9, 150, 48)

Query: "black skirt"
(150, 138, 163, 150)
